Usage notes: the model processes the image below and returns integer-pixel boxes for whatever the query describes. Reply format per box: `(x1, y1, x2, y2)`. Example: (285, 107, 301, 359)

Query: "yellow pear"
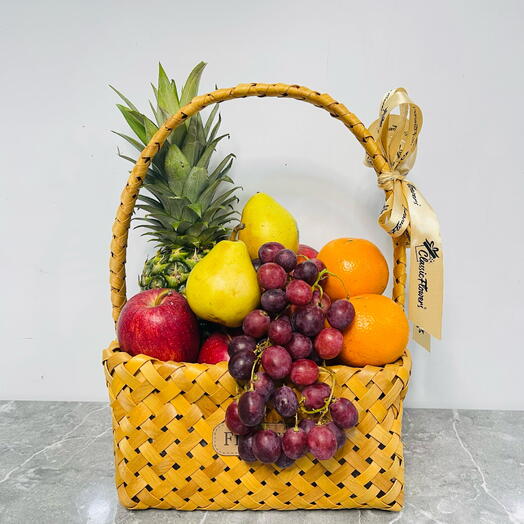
(238, 193, 299, 259)
(185, 240, 260, 327)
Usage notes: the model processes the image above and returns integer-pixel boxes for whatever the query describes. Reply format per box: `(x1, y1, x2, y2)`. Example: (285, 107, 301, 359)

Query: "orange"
(318, 238, 389, 300)
(340, 294, 408, 367)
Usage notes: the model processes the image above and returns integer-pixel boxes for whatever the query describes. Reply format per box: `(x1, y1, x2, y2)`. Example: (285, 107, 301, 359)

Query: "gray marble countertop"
(0, 401, 522, 523)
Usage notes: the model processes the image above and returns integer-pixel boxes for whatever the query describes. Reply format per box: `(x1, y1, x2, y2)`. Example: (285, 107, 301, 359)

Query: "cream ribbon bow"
(366, 88, 443, 350)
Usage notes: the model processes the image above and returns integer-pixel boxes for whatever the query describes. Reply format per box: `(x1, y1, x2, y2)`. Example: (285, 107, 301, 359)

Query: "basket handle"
(110, 83, 406, 323)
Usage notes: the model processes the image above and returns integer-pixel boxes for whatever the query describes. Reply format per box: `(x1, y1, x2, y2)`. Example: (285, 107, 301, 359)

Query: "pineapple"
(112, 62, 240, 292)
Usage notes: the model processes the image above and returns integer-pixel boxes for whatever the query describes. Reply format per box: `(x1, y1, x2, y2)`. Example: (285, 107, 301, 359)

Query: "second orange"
(317, 238, 389, 299)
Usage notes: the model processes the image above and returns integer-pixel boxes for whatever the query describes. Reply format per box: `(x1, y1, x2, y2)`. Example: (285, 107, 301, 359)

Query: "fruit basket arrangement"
(103, 64, 443, 511)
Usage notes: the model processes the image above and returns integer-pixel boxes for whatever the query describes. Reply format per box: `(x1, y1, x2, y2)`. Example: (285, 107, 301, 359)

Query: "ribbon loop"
(366, 88, 443, 350)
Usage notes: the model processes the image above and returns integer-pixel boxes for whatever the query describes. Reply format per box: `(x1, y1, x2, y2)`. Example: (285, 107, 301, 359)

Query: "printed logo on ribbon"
(415, 239, 440, 311)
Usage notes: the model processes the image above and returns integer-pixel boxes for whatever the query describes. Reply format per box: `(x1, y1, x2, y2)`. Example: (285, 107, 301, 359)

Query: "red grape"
(275, 451, 295, 468)
(225, 401, 250, 435)
(252, 370, 275, 401)
(299, 418, 316, 434)
(258, 263, 287, 289)
(290, 359, 319, 386)
(261, 345, 292, 379)
(297, 244, 318, 262)
(294, 305, 325, 337)
(282, 427, 308, 459)
(272, 385, 298, 418)
(261, 289, 287, 313)
(326, 421, 346, 449)
(238, 433, 257, 462)
(274, 249, 297, 272)
(293, 261, 318, 284)
(286, 333, 313, 360)
(238, 391, 265, 427)
(259, 242, 285, 263)
(242, 309, 270, 338)
(228, 335, 256, 356)
(311, 289, 331, 313)
(268, 318, 293, 345)
(314, 328, 344, 359)
(302, 382, 331, 410)
(327, 299, 355, 330)
(309, 258, 326, 274)
(252, 258, 262, 271)
(228, 350, 255, 381)
(329, 398, 358, 429)
(285, 280, 312, 306)
(307, 424, 337, 460)
(252, 429, 281, 463)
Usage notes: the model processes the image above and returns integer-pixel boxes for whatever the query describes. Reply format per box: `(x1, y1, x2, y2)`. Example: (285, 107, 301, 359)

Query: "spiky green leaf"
(117, 105, 147, 144)
(144, 116, 159, 142)
(183, 167, 208, 202)
(186, 202, 202, 218)
(116, 149, 137, 165)
(204, 104, 220, 138)
(110, 86, 140, 113)
(208, 154, 235, 185)
(208, 113, 222, 142)
(196, 134, 228, 170)
(180, 62, 206, 109)
(157, 63, 179, 115)
(112, 131, 144, 153)
(181, 116, 203, 165)
(150, 101, 168, 127)
(164, 144, 190, 194)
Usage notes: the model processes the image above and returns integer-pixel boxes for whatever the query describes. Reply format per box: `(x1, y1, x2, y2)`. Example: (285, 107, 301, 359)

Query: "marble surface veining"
(0, 401, 522, 523)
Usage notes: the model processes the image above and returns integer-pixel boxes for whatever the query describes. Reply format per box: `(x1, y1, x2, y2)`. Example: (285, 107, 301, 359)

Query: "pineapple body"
(139, 247, 208, 293)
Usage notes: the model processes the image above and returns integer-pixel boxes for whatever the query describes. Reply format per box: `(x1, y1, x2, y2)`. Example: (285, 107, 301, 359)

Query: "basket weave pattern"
(104, 83, 412, 511)
(103, 342, 410, 510)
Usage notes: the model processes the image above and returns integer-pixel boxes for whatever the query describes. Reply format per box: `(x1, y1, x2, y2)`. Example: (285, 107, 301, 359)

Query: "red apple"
(298, 244, 318, 263)
(117, 288, 199, 362)
(198, 332, 231, 364)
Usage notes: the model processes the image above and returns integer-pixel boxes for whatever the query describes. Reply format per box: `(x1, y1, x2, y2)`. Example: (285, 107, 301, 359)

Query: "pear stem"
(229, 223, 245, 241)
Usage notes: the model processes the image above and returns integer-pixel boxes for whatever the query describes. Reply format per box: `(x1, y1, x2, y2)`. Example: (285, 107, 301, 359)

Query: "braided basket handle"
(110, 83, 406, 323)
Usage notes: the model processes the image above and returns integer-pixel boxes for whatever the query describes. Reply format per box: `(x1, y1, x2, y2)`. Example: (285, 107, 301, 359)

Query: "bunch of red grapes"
(225, 242, 358, 468)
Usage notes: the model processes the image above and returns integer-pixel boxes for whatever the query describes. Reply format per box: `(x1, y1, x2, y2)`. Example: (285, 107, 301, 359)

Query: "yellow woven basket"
(103, 83, 412, 511)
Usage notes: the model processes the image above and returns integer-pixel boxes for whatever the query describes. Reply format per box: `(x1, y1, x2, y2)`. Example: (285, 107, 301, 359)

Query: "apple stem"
(153, 289, 171, 306)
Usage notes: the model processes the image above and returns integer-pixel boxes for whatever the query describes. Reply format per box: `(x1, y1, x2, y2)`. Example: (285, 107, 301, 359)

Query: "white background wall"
(1, 0, 523, 409)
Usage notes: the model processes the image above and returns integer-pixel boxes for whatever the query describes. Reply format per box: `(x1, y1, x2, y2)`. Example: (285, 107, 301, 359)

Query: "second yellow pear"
(238, 193, 299, 259)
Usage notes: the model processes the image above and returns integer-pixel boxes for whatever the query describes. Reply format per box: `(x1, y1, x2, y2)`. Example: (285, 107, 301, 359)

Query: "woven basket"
(103, 83, 412, 511)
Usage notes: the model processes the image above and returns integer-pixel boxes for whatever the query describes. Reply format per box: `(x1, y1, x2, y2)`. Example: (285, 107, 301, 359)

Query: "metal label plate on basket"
(212, 422, 286, 455)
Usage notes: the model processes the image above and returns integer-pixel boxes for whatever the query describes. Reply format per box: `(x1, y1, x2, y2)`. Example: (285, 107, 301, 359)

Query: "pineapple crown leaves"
(111, 62, 240, 250)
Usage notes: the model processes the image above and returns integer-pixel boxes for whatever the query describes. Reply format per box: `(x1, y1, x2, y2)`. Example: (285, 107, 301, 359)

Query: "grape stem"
(318, 365, 336, 424)
(299, 365, 336, 424)
(247, 338, 270, 391)
(312, 268, 350, 300)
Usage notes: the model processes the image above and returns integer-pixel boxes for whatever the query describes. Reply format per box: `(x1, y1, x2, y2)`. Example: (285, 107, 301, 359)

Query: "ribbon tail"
(413, 326, 431, 351)
(403, 182, 443, 348)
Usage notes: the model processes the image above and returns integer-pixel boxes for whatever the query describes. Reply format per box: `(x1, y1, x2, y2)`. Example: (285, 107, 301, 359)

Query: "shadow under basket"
(103, 82, 415, 511)
(103, 342, 411, 510)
